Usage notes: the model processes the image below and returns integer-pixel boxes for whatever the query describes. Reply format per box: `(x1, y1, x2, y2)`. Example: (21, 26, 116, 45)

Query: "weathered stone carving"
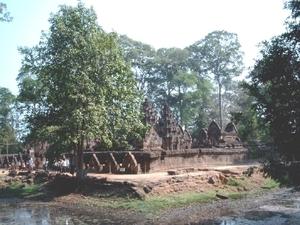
(122, 152, 139, 174)
(156, 102, 192, 150)
(142, 98, 157, 126)
(199, 128, 211, 147)
(105, 153, 119, 174)
(183, 129, 192, 149)
(199, 121, 242, 148)
(207, 121, 222, 146)
(140, 126, 162, 150)
(137, 100, 192, 151)
(222, 122, 242, 148)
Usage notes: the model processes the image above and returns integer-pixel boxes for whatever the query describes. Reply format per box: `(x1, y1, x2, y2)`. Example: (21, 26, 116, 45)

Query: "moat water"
(0, 189, 299, 224)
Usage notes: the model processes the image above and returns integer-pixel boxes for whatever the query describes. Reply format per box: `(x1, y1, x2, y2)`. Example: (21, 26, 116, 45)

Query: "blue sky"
(0, 0, 290, 95)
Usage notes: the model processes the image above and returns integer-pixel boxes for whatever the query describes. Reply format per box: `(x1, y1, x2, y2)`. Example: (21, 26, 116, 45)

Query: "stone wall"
(147, 148, 251, 172)
(84, 147, 252, 174)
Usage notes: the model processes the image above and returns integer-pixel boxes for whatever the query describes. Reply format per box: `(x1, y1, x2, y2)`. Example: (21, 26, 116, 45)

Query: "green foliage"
(242, 167, 255, 177)
(118, 35, 157, 99)
(0, 87, 20, 154)
(0, 2, 12, 22)
(229, 82, 272, 142)
(118, 31, 245, 134)
(229, 177, 251, 188)
(87, 191, 218, 213)
(244, 35, 300, 149)
(151, 47, 216, 132)
(118, 37, 217, 133)
(244, 0, 300, 185)
(151, 47, 190, 107)
(132, 192, 217, 213)
(78, 185, 281, 213)
(260, 178, 280, 189)
(0, 182, 42, 197)
(17, 1, 145, 178)
(260, 151, 300, 186)
(187, 30, 244, 128)
(190, 77, 217, 137)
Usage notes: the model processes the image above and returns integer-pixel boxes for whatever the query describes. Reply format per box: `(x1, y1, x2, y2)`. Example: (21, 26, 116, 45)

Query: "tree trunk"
(75, 136, 85, 181)
(218, 82, 223, 129)
(75, 150, 84, 180)
(6, 139, 9, 155)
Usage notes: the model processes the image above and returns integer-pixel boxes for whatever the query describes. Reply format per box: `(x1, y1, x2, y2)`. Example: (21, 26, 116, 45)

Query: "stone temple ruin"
(198, 121, 242, 148)
(0, 99, 250, 174)
(136, 99, 192, 151)
(83, 98, 249, 174)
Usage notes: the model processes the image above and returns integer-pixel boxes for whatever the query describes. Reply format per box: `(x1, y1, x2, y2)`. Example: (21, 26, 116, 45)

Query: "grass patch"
(225, 177, 281, 200)
(227, 191, 252, 200)
(229, 176, 252, 188)
(133, 191, 218, 212)
(1, 182, 43, 198)
(80, 177, 282, 214)
(260, 178, 280, 189)
(85, 191, 219, 213)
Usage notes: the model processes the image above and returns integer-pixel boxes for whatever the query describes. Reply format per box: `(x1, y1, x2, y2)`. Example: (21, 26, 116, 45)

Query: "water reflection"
(0, 200, 143, 224)
(1, 191, 300, 225)
(0, 203, 74, 225)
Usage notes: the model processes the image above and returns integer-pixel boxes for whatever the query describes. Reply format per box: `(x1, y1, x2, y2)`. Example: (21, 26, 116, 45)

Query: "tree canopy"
(187, 30, 244, 128)
(0, 87, 19, 154)
(244, 0, 300, 185)
(17, 2, 145, 179)
(118, 36, 218, 133)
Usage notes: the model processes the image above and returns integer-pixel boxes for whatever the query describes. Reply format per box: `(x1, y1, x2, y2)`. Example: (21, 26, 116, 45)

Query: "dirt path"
(86, 163, 260, 186)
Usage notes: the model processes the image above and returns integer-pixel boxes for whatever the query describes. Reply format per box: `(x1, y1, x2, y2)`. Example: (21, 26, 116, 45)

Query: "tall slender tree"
(188, 30, 244, 128)
(0, 87, 18, 154)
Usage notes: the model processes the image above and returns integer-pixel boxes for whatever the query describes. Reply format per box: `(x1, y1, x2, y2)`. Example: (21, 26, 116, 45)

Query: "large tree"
(229, 81, 271, 142)
(17, 2, 145, 179)
(243, 0, 300, 185)
(0, 87, 19, 154)
(118, 36, 216, 132)
(188, 30, 244, 128)
(152, 47, 190, 107)
(118, 35, 157, 100)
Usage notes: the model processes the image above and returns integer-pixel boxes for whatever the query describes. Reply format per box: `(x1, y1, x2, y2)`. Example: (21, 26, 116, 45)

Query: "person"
(28, 157, 33, 171)
(83, 166, 88, 177)
(56, 160, 61, 173)
(18, 160, 21, 170)
(11, 161, 15, 170)
(65, 158, 70, 172)
(61, 158, 67, 173)
(44, 159, 49, 172)
(53, 158, 57, 172)
(21, 161, 26, 171)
